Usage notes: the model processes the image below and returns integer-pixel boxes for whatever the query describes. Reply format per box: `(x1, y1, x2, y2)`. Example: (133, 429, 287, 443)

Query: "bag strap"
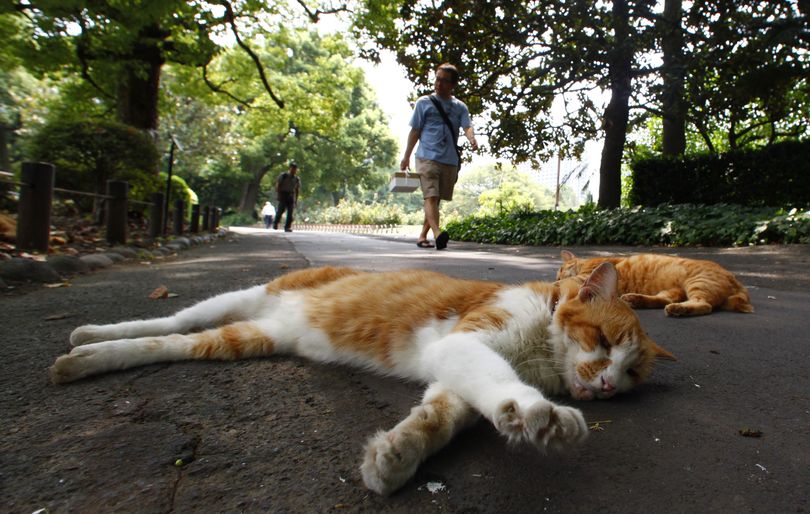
(429, 95, 461, 161)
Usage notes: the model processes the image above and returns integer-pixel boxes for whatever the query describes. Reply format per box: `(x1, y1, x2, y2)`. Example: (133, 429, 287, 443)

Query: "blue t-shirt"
(409, 95, 471, 166)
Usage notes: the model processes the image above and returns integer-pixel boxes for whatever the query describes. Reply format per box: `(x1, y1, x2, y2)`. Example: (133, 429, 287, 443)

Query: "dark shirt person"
(274, 162, 300, 232)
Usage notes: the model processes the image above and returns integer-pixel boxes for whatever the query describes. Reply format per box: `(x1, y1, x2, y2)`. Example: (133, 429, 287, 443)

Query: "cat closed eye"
(626, 368, 639, 378)
(598, 334, 611, 350)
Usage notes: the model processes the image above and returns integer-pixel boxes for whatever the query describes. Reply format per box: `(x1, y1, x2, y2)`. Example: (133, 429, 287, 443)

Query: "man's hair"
(289, 162, 298, 169)
(436, 63, 459, 85)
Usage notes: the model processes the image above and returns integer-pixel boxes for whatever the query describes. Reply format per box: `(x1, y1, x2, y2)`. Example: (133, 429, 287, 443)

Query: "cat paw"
(495, 399, 588, 452)
(620, 293, 646, 308)
(49, 347, 95, 384)
(70, 325, 106, 346)
(360, 430, 422, 495)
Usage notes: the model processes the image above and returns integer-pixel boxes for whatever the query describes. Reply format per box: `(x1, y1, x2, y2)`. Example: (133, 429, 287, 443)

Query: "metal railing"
(0, 162, 222, 253)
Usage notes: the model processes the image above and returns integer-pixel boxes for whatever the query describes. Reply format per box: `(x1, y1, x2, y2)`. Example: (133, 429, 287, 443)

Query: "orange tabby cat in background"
(51, 264, 674, 495)
(557, 250, 753, 317)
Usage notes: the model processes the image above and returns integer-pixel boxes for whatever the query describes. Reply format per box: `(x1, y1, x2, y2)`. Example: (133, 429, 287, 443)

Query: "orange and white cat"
(557, 250, 754, 317)
(50, 264, 674, 495)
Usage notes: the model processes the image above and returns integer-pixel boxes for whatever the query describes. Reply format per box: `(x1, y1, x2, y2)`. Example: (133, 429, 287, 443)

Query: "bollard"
(105, 180, 128, 245)
(202, 205, 211, 231)
(148, 192, 164, 239)
(210, 207, 219, 233)
(17, 162, 55, 253)
(190, 204, 200, 233)
(173, 198, 184, 235)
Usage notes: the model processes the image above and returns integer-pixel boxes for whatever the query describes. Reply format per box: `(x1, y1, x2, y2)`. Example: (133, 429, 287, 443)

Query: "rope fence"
(3, 162, 222, 253)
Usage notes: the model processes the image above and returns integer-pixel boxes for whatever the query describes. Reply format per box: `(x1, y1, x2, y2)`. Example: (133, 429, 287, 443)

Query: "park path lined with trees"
(0, 1, 807, 250)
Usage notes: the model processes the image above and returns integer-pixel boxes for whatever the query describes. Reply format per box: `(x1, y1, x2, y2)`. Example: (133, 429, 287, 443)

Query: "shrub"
(630, 140, 810, 207)
(446, 204, 810, 247)
(305, 200, 407, 225)
(26, 120, 161, 214)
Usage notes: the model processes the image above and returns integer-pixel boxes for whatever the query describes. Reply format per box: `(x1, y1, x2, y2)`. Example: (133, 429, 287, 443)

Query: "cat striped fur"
(557, 250, 754, 317)
(50, 264, 674, 495)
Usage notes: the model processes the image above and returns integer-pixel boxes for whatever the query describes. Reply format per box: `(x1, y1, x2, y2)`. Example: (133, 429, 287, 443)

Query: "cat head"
(556, 250, 582, 280)
(554, 262, 675, 401)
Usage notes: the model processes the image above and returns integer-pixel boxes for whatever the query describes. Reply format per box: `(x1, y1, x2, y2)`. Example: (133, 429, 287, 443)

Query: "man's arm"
(463, 126, 478, 151)
(400, 128, 421, 171)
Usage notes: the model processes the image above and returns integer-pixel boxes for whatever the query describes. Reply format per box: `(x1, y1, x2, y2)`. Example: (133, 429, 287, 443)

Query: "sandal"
(416, 240, 435, 248)
(436, 231, 450, 250)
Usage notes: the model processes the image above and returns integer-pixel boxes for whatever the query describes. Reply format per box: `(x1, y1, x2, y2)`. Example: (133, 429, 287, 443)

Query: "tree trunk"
(238, 165, 272, 215)
(660, 0, 687, 156)
(598, 0, 633, 209)
(116, 25, 166, 131)
(0, 126, 10, 171)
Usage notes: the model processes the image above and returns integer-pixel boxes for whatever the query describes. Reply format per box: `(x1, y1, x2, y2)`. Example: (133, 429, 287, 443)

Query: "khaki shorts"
(415, 158, 459, 201)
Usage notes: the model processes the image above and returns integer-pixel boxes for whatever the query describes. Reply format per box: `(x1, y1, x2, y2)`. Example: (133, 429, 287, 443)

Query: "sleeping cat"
(50, 264, 675, 495)
(557, 250, 754, 317)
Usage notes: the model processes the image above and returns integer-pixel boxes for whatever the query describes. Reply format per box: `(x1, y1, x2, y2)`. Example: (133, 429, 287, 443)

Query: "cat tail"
(50, 320, 279, 384)
(723, 291, 754, 313)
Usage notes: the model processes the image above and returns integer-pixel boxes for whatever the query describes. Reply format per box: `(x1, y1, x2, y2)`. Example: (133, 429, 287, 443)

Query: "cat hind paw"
(49, 348, 95, 384)
(70, 325, 107, 346)
(495, 399, 587, 451)
(360, 430, 422, 496)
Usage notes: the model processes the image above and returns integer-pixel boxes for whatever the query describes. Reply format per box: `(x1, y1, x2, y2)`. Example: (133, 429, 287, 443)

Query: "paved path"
(2, 228, 808, 513)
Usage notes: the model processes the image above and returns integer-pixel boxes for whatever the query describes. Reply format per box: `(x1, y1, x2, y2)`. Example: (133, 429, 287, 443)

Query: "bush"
(305, 200, 408, 225)
(446, 204, 810, 247)
(630, 140, 810, 207)
(26, 120, 161, 213)
(221, 211, 258, 227)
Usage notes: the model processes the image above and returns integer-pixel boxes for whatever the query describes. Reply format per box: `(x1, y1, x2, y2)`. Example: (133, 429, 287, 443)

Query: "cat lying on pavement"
(51, 264, 675, 495)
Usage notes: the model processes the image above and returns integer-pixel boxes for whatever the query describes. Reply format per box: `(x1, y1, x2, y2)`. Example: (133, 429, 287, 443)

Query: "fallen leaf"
(148, 285, 169, 299)
(279, 264, 289, 269)
(45, 313, 72, 321)
(43, 282, 70, 288)
(588, 419, 612, 431)
(166, 292, 179, 298)
(739, 428, 763, 438)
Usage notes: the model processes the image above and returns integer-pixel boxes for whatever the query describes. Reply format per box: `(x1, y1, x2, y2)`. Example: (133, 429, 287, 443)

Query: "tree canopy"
(353, 0, 808, 208)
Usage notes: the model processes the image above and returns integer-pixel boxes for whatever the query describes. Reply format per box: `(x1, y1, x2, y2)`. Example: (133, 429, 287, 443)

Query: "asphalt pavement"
(1, 228, 808, 513)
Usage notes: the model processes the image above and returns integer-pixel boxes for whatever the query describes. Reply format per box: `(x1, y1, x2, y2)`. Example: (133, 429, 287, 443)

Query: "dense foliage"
(630, 139, 810, 207)
(354, 0, 808, 208)
(446, 204, 810, 247)
(27, 120, 160, 211)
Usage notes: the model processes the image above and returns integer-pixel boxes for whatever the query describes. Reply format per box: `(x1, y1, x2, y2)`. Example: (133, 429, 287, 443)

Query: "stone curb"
(0, 229, 229, 287)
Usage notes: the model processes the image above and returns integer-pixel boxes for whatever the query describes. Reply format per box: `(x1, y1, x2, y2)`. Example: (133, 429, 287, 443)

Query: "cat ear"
(578, 262, 618, 302)
(560, 250, 576, 262)
(649, 339, 677, 361)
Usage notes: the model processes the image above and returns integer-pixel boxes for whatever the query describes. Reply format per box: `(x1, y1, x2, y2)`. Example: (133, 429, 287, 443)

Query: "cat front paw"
(495, 399, 588, 452)
(620, 293, 647, 308)
(360, 430, 422, 495)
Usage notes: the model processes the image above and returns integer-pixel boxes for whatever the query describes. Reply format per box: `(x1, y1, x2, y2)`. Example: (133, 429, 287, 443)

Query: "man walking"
(400, 63, 478, 250)
(274, 162, 300, 232)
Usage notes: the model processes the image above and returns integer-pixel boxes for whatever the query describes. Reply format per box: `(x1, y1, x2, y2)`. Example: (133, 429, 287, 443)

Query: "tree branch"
(294, 0, 352, 23)
(218, 0, 284, 109)
(201, 64, 254, 107)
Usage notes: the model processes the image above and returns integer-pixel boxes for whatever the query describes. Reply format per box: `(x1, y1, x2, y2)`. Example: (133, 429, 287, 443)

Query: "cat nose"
(601, 377, 615, 392)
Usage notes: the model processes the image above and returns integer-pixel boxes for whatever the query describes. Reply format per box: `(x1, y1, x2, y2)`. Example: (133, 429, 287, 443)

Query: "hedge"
(445, 204, 810, 247)
(629, 140, 810, 207)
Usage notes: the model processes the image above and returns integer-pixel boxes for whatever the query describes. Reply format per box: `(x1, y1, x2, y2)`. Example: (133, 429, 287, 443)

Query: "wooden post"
(149, 192, 164, 240)
(202, 206, 211, 231)
(173, 198, 184, 235)
(17, 162, 55, 252)
(105, 180, 128, 245)
(190, 204, 200, 233)
(210, 207, 219, 232)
